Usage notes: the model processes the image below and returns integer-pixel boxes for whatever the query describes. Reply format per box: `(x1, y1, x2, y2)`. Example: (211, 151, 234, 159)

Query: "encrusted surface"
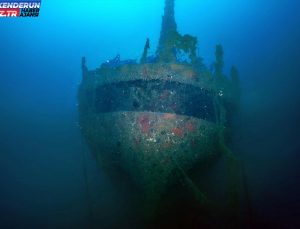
(79, 110, 219, 197)
(92, 63, 215, 90)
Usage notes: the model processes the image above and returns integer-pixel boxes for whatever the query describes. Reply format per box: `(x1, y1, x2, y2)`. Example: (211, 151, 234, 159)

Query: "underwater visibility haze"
(0, 0, 300, 228)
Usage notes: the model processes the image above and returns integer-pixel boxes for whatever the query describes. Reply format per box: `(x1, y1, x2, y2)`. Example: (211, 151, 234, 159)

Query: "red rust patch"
(163, 113, 176, 120)
(185, 122, 195, 132)
(138, 115, 151, 133)
(172, 127, 184, 137)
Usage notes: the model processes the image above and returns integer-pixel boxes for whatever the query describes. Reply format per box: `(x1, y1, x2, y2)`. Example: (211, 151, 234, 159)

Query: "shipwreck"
(78, 0, 243, 227)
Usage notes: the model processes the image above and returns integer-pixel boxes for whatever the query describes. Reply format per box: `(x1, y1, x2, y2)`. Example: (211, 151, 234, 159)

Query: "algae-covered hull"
(78, 0, 240, 224)
(78, 62, 222, 199)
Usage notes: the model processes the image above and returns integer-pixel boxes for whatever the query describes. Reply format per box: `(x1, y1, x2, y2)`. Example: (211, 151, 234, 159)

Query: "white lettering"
(29, 3, 40, 9)
(0, 10, 6, 17)
(0, 2, 41, 9)
(7, 10, 17, 16)
(0, 10, 18, 17)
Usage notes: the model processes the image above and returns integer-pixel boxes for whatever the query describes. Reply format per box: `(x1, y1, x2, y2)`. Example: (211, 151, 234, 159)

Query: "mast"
(157, 0, 178, 62)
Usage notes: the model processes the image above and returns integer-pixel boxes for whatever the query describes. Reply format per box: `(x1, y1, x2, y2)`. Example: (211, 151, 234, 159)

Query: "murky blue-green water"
(1, 0, 300, 228)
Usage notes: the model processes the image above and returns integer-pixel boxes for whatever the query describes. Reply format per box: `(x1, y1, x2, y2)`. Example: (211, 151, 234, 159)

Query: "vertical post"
(81, 56, 87, 78)
(214, 45, 224, 78)
(140, 38, 150, 63)
(157, 0, 178, 62)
